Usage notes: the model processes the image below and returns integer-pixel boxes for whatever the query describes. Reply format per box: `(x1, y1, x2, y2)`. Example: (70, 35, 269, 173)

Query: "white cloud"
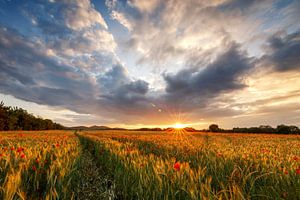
(111, 11, 133, 31)
(64, 0, 108, 30)
(116, 0, 277, 69)
(128, 0, 160, 13)
(105, 0, 117, 10)
(31, 0, 119, 75)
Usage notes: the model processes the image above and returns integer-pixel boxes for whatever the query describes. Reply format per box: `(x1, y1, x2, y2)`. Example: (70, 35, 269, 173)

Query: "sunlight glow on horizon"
(173, 123, 186, 129)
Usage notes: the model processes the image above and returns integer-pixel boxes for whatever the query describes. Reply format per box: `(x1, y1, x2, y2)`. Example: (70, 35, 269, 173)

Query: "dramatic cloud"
(111, 11, 133, 31)
(0, 27, 96, 112)
(98, 65, 149, 106)
(219, 0, 267, 11)
(110, 0, 269, 67)
(63, 0, 108, 30)
(265, 31, 300, 71)
(21, 0, 116, 59)
(0, 0, 299, 128)
(127, 0, 161, 13)
(163, 42, 254, 108)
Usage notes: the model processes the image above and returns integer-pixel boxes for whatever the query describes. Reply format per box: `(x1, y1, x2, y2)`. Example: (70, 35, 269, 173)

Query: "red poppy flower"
(282, 192, 288, 198)
(20, 154, 25, 159)
(261, 149, 270, 153)
(292, 156, 300, 162)
(17, 147, 24, 153)
(0, 153, 3, 157)
(296, 169, 300, 175)
(32, 166, 36, 171)
(173, 162, 180, 171)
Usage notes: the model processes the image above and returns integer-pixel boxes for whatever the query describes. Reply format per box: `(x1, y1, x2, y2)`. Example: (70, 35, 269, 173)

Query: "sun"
(173, 123, 185, 129)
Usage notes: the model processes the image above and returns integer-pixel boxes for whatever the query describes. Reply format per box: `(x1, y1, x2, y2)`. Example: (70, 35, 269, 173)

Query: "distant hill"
(67, 125, 111, 130)
(67, 126, 89, 130)
(134, 127, 163, 131)
(67, 125, 127, 130)
(89, 125, 111, 130)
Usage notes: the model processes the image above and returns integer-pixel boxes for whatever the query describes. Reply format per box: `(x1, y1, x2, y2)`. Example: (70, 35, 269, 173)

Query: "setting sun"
(173, 123, 185, 129)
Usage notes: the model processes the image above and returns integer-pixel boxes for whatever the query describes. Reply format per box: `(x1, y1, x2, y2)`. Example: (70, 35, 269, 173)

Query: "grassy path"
(71, 133, 117, 200)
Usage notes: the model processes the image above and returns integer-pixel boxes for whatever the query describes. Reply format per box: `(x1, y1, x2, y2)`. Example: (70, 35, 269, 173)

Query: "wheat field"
(1, 130, 300, 199)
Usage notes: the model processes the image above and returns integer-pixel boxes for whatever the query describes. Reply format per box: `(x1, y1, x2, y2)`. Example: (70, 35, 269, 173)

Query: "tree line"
(0, 101, 64, 131)
(208, 124, 300, 134)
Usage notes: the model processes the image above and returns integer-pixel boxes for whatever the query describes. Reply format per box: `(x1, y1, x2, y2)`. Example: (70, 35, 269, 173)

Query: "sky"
(0, 0, 300, 129)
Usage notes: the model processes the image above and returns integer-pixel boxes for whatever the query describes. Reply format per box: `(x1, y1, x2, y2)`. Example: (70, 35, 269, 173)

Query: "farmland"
(0, 131, 80, 199)
(1, 130, 300, 199)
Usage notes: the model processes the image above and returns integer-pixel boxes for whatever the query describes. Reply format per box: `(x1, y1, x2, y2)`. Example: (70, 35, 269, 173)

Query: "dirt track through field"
(72, 149, 116, 200)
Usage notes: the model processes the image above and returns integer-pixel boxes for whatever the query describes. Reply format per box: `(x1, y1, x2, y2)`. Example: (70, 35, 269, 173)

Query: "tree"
(0, 101, 64, 131)
(258, 125, 275, 133)
(276, 125, 291, 134)
(290, 126, 300, 134)
(0, 101, 8, 130)
(209, 124, 219, 132)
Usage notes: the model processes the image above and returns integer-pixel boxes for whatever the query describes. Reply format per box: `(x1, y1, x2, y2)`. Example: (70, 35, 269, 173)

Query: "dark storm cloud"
(98, 65, 149, 107)
(0, 27, 96, 113)
(163, 43, 254, 107)
(0, 60, 35, 85)
(23, 1, 71, 35)
(266, 31, 300, 71)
